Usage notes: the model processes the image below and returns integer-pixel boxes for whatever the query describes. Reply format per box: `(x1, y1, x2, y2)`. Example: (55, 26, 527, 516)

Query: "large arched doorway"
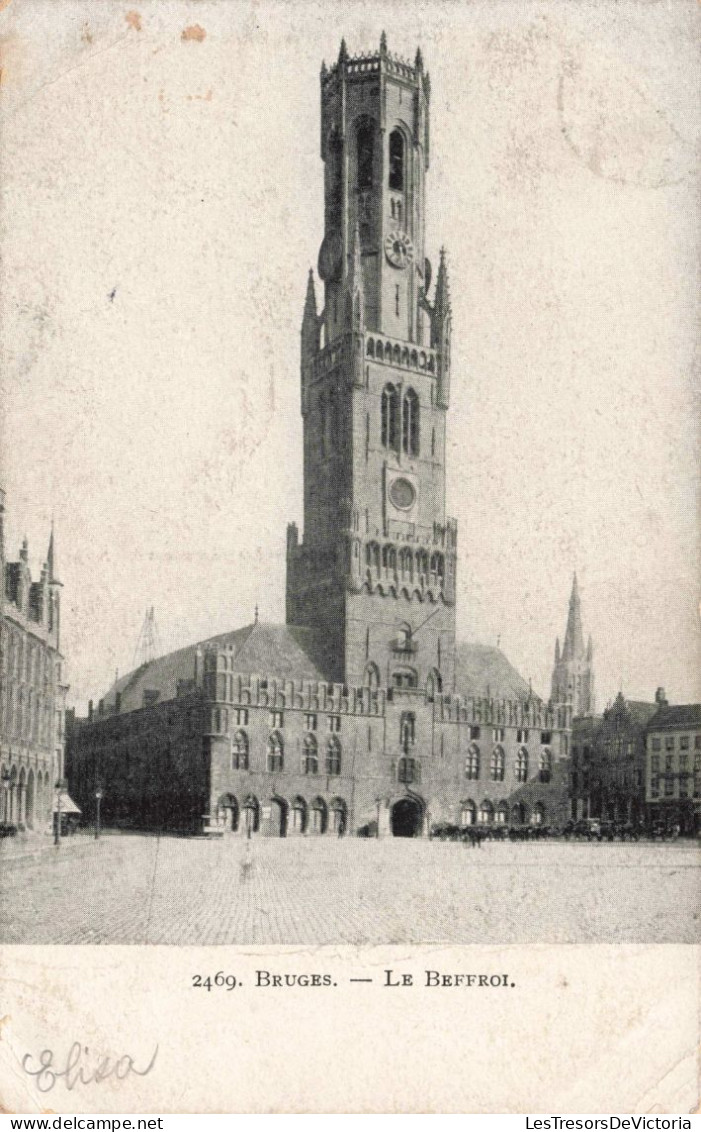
(391, 796, 423, 838)
(265, 797, 288, 838)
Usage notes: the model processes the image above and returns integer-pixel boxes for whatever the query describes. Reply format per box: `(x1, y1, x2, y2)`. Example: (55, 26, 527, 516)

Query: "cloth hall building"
(66, 37, 572, 838)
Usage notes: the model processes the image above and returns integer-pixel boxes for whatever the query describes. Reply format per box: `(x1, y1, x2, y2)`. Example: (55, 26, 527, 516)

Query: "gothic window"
(399, 548, 413, 580)
(491, 746, 505, 782)
(267, 731, 284, 772)
(460, 800, 476, 826)
(328, 715, 341, 732)
(302, 733, 318, 775)
(326, 736, 341, 776)
(539, 748, 552, 783)
(382, 544, 397, 571)
(516, 747, 529, 783)
(402, 388, 419, 455)
(232, 731, 248, 770)
(470, 726, 481, 741)
(305, 713, 317, 731)
(532, 802, 545, 825)
(398, 756, 418, 784)
(496, 801, 509, 824)
(426, 669, 442, 703)
(465, 744, 480, 780)
(389, 130, 404, 192)
(356, 119, 374, 192)
(400, 712, 416, 751)
(235, 708, 248, 726)
(381, 384, 399, 451)
(478, 799, 494, 824)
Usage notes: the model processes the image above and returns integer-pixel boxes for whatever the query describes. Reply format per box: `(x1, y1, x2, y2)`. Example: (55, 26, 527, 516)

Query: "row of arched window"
(366, 338, 436, 374)
(461, 800, 547, 826)
(464, 746, 552, 783)
(230, 730, 342, 777)
(381, 385, 419, 455)
(216, 792, 347, 836)
(365, 542, 444, 581)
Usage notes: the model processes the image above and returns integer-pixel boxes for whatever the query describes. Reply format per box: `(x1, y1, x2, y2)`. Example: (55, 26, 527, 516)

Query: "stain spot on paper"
(81, 22, 93, 44)
(125, 11, 142, 32)
(182, 24, 206, 43)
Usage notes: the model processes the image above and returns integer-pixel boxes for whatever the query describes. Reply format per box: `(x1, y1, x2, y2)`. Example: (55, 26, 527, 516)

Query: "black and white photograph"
(0, 0, 698, 1114)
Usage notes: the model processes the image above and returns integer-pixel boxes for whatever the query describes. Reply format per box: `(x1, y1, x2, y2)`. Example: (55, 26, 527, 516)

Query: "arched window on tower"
(267, 731, 284, 773)
(381, 384, 399, 451)
(402, 388, 419, 456)
(389, 130, 404, 192)
(516, 747, 529, 783)
(302, 733, 318, 775)
(326, 736, 342, 776)
(357, 119, 374, 192)
(232, 730, 248, 770)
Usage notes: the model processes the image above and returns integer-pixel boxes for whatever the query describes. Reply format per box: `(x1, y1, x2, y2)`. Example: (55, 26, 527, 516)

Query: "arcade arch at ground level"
(1, 758, 53, 831)
(212, 793, 348, 838)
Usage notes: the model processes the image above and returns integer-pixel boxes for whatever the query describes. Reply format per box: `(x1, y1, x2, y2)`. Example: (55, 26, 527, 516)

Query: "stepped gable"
(103, 622, 332, 714)
(455, 642, 532, 702)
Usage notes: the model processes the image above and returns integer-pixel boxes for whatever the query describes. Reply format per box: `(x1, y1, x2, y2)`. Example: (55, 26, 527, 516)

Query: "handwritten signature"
(22, 1043, 159, 1093)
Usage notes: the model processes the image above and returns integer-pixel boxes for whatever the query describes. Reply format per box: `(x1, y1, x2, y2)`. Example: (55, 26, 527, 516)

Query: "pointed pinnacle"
(380, 31, 387, 55)
(338, 38, 348, 64)
(415, 47, 423, 71)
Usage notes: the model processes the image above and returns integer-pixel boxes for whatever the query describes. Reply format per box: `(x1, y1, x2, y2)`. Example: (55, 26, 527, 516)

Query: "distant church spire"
(47, 521, 60, 586)
(562, 572, 584, 660)
(550, 572, 595, 717)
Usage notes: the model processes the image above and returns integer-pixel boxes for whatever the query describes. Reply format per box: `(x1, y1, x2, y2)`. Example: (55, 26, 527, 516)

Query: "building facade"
(66, 36, 573, 838)
(0, 488, 67, 833)
(645, 697, 701, 834)
(570, 692, 657, 824)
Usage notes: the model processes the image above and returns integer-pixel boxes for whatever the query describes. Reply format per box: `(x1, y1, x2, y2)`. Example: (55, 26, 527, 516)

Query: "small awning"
(52, 792, 81, 815)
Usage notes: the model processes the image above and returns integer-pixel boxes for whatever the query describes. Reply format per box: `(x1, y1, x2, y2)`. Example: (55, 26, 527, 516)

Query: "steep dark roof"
(103, 622, 333, 714)
(646, 703, 701, 730)
(455, 642, 532, 701)
(101, 626, 533, 716)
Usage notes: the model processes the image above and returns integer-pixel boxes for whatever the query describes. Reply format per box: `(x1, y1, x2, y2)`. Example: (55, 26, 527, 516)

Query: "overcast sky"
(1, 0, 699, 712)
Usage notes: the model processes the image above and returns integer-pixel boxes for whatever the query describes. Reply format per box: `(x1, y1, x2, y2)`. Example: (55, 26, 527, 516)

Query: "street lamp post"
(94, 789, 103, 840)
(54, 777, 67, 847)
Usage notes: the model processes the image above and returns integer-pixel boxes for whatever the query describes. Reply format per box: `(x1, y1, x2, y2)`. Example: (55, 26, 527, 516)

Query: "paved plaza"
(1, 832, 698, 945)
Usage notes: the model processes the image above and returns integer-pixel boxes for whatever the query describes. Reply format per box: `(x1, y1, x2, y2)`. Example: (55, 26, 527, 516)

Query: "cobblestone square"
(1, 833, 698, 945)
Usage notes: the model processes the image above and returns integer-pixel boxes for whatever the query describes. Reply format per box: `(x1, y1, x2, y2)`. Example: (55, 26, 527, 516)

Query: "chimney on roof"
(655, 687, 668, 707)
(115, 691, 122, 714)
(88, 699, 93, 722)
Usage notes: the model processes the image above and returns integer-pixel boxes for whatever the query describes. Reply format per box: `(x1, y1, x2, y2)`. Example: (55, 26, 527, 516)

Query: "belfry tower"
(287, 35, 457, 692)
(550, 574, 595, 717)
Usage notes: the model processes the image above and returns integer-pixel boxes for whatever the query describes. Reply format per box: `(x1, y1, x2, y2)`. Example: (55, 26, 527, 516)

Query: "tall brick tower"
(287, 34, 457, 693)
(550, 574, 595, 717)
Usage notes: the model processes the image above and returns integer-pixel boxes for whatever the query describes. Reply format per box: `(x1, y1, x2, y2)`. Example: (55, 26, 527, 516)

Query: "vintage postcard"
(0, 0, 699, 1115)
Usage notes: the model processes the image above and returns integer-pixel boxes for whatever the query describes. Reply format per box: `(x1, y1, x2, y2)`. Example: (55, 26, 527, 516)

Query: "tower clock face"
(318, 231, 343, 282)
(384, 230, 414, 270)
(389, 477, 416, 511)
